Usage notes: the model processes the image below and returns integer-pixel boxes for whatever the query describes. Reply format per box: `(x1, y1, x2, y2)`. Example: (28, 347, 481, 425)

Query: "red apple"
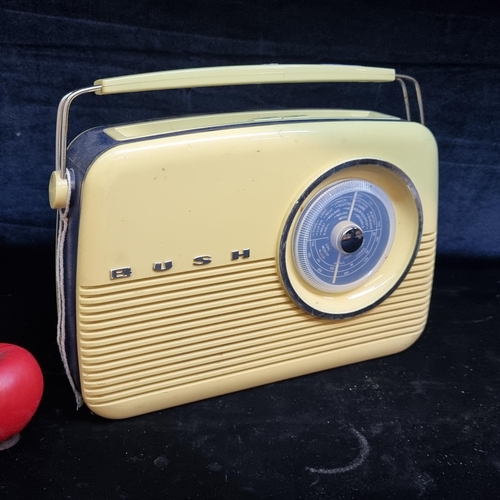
(0, 343, 44, 449)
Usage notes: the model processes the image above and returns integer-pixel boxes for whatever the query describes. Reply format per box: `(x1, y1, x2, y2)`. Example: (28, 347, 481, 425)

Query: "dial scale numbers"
(293, 179, 395, 293)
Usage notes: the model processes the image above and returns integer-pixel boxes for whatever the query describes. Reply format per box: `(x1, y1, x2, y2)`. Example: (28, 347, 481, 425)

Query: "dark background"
(2, 1, 500, 256)
(1, 1, 500, 498)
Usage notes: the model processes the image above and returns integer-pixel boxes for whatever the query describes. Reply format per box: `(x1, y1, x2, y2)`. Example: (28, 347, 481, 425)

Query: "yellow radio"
(49, 65, 438, 419)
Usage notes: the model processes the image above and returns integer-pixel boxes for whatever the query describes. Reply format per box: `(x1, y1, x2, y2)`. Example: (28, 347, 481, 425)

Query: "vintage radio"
(49, 65, 438, 419)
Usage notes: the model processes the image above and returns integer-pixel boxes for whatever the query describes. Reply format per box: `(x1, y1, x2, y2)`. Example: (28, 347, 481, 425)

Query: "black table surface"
(0, 246, 499, 499)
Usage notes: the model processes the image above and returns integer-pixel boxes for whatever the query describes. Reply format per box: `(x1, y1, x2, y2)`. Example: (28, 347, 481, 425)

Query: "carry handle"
(94, 64, 396, 94)
(54, 64, 423, 189)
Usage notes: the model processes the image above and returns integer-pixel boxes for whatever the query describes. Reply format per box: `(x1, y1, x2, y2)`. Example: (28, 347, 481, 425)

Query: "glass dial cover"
(292, 179, 396, 293)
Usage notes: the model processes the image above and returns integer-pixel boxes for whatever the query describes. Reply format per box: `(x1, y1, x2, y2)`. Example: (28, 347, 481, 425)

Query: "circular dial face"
(292, 179, 396, 293)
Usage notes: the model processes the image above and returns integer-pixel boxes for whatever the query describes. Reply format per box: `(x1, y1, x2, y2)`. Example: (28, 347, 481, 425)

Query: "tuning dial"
(292, 178, 396, 293)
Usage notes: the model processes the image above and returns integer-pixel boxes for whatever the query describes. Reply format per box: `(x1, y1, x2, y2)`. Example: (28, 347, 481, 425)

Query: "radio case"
(50, 65, 438, 419)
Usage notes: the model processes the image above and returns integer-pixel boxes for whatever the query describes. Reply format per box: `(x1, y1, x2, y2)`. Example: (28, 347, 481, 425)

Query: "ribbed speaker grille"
(78, 233, 435, 406)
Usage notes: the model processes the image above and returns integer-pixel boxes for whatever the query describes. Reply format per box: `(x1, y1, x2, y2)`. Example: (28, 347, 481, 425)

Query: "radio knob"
(48, 171, 69, 209)
(331, 222, 364, 254)
(340, 226, 363, 253)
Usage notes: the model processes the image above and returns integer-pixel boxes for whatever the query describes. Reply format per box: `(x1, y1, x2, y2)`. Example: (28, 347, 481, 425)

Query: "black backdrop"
(2, 0, 500, 258)
(1, 1, 500, 498)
